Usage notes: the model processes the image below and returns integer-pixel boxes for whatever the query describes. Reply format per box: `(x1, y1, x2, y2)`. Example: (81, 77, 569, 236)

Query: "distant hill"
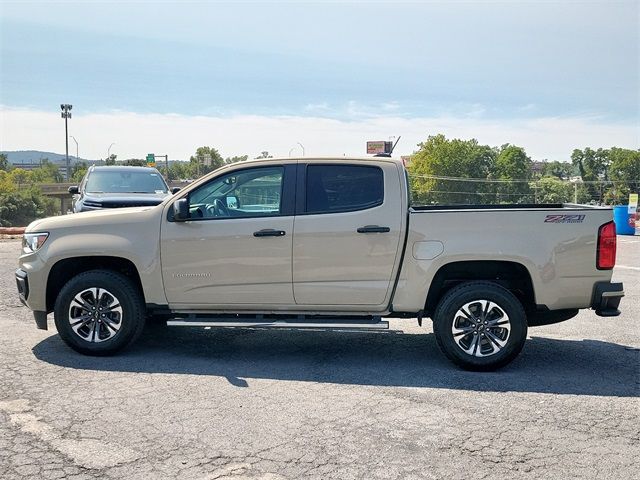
(0, 150, 92, 165)
(1, 151, 188, 166)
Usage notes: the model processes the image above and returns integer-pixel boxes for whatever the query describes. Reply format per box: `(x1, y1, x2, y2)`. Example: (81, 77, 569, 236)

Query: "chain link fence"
(408, 174, 640, 206)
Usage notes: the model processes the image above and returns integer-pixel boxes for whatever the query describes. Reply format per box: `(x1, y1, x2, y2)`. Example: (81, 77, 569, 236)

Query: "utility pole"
(60, 104, 72, 180)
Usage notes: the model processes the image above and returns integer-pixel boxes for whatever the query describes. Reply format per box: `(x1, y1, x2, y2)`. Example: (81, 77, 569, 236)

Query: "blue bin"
(612, 205, 635, 235)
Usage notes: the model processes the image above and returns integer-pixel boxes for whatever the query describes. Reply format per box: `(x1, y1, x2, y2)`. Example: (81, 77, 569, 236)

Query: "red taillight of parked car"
(597, 221, 616, 270)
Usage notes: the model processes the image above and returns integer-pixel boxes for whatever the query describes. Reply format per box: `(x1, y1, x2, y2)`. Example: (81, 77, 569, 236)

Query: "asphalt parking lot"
(0, 237, 638, 480)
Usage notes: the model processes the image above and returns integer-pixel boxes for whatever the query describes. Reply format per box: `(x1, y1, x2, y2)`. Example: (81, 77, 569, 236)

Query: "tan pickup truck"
(16, 157, 624, 370)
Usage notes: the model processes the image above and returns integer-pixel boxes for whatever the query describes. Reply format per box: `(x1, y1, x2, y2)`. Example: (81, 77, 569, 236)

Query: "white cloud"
(0, 106, 637, 162)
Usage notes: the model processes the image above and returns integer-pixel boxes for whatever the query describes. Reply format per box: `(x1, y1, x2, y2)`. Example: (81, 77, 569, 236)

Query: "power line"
(409, 174, 639, 185)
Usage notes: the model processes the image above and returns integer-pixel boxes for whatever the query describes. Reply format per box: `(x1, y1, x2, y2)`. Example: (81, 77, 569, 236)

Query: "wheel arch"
(424, 260, 536, 316)
(46, 256, 144, 313)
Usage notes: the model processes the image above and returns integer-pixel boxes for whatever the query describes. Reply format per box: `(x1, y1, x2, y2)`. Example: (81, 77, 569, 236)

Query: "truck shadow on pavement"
(32, 324, 639, 397)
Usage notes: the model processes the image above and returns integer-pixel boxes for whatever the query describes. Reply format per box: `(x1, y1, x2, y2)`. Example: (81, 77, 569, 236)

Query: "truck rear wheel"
(433, 281, 527, 371)
(54, 270, 145, 356)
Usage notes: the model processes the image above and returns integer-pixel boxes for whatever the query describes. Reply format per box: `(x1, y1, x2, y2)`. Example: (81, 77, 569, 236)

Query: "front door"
(292, 162, 404, 306)
(161, 164, 296, 307)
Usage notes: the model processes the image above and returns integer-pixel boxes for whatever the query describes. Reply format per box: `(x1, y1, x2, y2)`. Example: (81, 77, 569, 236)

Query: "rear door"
(292, 161, 404, 306)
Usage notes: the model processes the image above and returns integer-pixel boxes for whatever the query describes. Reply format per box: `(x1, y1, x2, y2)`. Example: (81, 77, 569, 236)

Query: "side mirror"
(173, 198, 190, 222)
(171, 187, 181, 194)
(68, 186, 79, 195)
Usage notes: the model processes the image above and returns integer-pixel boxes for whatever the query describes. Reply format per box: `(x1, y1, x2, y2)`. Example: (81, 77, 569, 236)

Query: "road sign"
(146, 153, 156, 167)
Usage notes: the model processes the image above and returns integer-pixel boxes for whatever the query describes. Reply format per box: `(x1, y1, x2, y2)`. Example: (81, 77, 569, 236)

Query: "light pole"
(60, 104, 72, 180)
(107, 142, 116, 162)
(70, 136, 79, 161)
(289, 142, 305, 157)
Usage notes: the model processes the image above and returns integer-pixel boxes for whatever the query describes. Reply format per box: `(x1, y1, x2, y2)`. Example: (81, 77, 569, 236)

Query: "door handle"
(253, 229, 286, 237)
(357, 225, 391, 233)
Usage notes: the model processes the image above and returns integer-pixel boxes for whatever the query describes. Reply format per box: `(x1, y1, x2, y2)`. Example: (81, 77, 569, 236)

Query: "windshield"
(86, 170, 168, 194)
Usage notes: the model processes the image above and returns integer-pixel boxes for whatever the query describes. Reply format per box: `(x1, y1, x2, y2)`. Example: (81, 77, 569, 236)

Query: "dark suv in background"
(69, 166, 174, 213)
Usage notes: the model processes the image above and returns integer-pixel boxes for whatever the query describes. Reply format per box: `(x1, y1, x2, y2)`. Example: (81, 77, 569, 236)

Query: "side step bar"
(167, 315, 388, 330)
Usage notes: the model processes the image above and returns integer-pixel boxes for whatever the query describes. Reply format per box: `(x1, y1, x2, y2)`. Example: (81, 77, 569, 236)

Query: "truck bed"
(392, 203, 615, 313)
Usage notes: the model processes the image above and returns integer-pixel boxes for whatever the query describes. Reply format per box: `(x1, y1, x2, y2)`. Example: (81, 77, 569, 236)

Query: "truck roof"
(241, 156, 404, 166)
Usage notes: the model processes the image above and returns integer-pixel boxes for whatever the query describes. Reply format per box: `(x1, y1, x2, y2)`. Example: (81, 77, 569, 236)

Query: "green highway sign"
(146, 153, 155, 167)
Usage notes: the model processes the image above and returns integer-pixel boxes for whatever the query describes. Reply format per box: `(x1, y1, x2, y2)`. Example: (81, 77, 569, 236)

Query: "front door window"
(188, 166, 284, 219)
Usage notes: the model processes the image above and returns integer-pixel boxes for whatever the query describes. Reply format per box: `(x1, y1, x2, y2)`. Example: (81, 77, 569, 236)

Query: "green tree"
(571, 147, 609, 200)
(605, 147, 640, 204)
(539, 160, 575, 180)
(0, 189, 57, 227)
(493, 144, 533, 203)
(31, 159, 63, 183)
(255, 151, 273, 159)
(0, 153, 10, 172)
(571, 147, 608, 180)
(9, 168, 33, 188)
(105, 154, 117, 166)
(0, 171, 16, 193)
(167, 162, 190, 180)
(407, 134, 497, 204)
(71, 162, 88, 183)
(190, 147, 224, 177)
(531, 177, 575, 204)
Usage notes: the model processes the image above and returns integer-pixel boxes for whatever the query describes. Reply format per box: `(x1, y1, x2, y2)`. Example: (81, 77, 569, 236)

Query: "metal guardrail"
(39, 183, 74, 195)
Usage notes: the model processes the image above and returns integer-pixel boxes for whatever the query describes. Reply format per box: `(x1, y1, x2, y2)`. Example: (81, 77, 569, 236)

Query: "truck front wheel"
(54, 270, 146, 356)
(433, 281, 527, 371)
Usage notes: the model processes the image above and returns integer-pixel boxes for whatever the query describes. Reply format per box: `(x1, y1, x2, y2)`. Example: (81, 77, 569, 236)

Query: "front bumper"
(15, 268, 48, 330)
(591, 281, 624, 317)
(15, 268, 28, 305)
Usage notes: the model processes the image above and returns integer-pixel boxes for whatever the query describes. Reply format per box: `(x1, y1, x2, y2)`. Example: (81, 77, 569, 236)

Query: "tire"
(433, 281, 527, 371)
(54, 270, 146, 356)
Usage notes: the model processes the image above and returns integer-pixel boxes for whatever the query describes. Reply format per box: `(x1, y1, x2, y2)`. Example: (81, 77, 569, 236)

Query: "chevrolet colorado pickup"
(16, 157, 624, 370)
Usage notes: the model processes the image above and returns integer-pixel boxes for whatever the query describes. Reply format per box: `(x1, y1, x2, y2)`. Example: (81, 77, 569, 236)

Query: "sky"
(0, 0, 638, 161)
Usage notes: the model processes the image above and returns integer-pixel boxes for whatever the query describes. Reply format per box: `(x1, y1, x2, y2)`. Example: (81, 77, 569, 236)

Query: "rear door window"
(305, 165, 384, 214)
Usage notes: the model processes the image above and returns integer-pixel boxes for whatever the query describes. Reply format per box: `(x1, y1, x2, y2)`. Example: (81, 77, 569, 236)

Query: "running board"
(166, 315, 388, 330)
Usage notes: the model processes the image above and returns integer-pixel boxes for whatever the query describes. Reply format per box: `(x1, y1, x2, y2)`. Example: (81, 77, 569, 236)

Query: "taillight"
(597, 221, 616, 270)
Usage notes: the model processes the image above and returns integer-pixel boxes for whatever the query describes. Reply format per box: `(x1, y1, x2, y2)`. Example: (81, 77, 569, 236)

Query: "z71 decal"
(544, 214, 586, 224)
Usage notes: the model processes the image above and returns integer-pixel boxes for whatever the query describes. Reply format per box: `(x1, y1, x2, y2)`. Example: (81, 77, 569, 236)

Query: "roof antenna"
(390, 135, 401, 153)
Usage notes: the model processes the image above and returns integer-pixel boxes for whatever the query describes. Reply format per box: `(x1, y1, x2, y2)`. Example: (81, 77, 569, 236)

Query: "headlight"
(22, 232, 49, 254)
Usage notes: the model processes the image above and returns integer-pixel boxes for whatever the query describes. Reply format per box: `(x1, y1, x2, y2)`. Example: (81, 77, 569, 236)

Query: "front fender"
(18, 207, 166, 311)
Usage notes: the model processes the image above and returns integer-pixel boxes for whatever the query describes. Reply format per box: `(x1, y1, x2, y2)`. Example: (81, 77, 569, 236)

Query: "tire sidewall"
(434, 282, 527, 371)
(54, 271, 144, 355)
